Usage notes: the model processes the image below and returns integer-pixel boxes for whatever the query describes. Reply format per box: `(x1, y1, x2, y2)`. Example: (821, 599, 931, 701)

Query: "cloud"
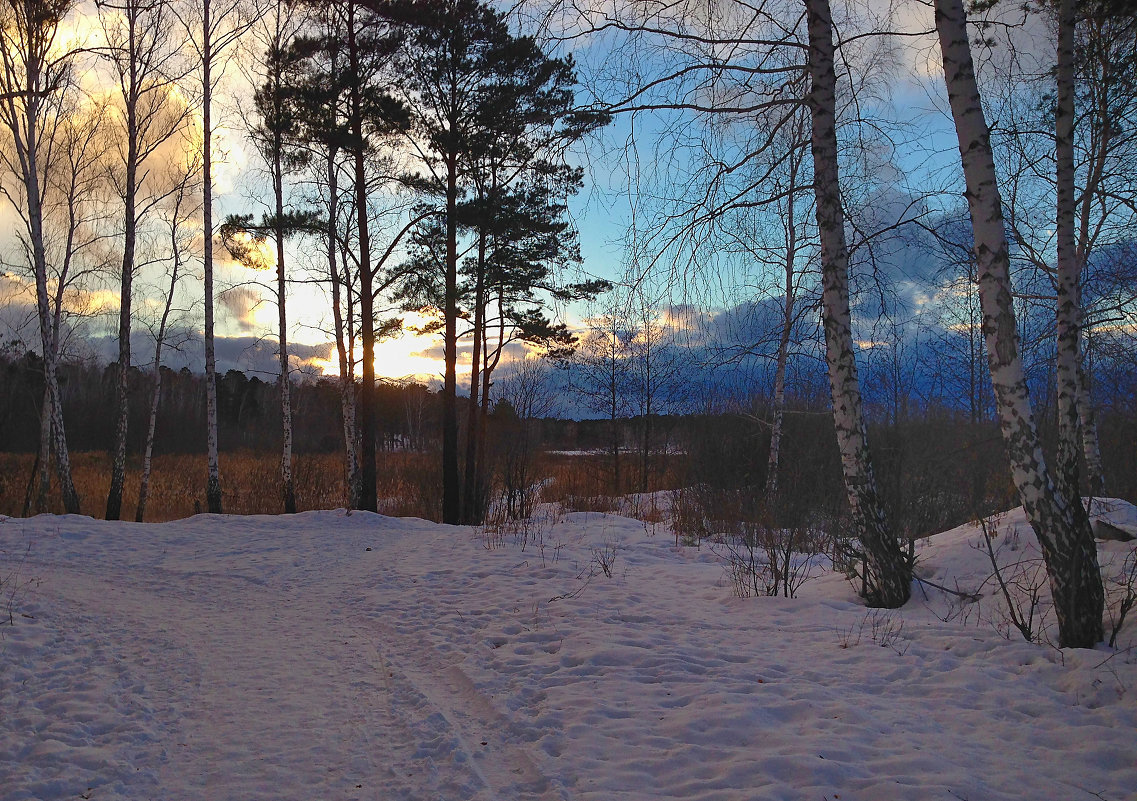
(217, 287, 265, 334)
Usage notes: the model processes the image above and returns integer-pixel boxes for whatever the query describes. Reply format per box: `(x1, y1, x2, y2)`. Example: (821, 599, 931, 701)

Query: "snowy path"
(3, 506, 1137, 801)
(2, 514, 558, 801)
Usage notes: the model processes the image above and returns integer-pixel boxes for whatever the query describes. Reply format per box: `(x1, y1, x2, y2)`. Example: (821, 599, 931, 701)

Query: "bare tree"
(934, 0, 1104, 647)
(0, 0, 92, 514)
(99, 0, 192, 520)
(572, 299, 632, 494)
(225, 0, 309, 512)
(137, 157, 201, 521)
(541, 0, 913, 605)
(992, 4, 1137, 497)
(495, 354, 558, 519)
(805, 0, 910, 607)
(623, 286, 685, 495)
(178, 0, 259, 513)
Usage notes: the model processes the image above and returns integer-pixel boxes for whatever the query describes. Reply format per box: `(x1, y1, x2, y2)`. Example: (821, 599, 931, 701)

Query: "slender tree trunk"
(106, 10, 140, 521)
(641, 379, 651, 495)
(1077, 357, 1105, 497)
(806, 0, 909, 607)
(137, 365, 163, 523)
(348, 0, 377, 512)
(327, 149, 361, 509)
(27, 142, 79, 515)
(766, 161, 799, 502)
(47, 371, 77, 512)
(935, 0, 1104, 647)
(442, 150, 461, 524)
(1074, 17, 1111, 497)
(137, 212, 184, 522)
(356, 142, 376, 514)
(609, 324, 620, 495)
(35, 384, 51, 513)
(462, 233, 486, 523)
(1054, 0, 1084, 512)
(273, 136, 296, 513)
(475, 306, 500, 522)
(766, 300, 790, 500)
(203, 4, 223, 514)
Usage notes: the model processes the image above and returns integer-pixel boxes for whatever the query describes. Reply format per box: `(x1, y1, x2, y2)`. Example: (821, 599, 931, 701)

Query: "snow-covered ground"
(2, 501, 1135, 801)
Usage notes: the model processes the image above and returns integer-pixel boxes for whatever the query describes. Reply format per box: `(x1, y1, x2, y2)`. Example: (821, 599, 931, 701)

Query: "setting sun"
(309, 312, 447, 383)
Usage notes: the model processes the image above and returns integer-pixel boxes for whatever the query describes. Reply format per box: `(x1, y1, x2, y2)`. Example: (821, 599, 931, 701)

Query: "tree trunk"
(42, 335, 78, 514)
(805, 0, 909, 607)
(1077, 358, 1105, 497)
(462, 233, 486, 524)
(35, 384, 51, 513)
(766, 299, 790, 501)
(1054, 0, 1085, 513)
(442, 150, 461, 524)
(203, 3, 223, 514)
(274, 134, 296, 514)
(137, 209, 184, 522)
(935, 0, 1104, 647)
(28, 138, 79, 515)
(327, 148, 361, 509)
(766, 150, 801, 503)
(349, 0, 377, 513)
(106, 9, 140, 522)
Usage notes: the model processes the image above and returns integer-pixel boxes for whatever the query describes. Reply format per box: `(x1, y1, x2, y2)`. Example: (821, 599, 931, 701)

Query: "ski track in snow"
(1, 504, 1136, 801)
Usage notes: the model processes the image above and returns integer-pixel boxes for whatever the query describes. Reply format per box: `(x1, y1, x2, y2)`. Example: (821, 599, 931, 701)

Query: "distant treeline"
(3, 345, 1134, 519)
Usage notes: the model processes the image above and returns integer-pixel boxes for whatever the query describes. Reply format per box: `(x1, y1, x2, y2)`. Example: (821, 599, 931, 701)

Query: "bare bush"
(474, 503, 565, 567)
(974, 515, 1051, 644)
(1, 537, 36, 627)
(669, 486, 711, 546)
(836, 610, 909, 656)
(590, 540, 620, 578)
(1105, 549, 1137, 649)
(719, 523, 827, 599)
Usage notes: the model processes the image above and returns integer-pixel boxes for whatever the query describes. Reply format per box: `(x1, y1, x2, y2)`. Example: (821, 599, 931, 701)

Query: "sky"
(0, 0, 1090, 395)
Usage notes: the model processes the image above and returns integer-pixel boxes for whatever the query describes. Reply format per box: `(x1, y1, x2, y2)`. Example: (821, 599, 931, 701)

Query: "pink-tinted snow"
(2, 501, 1135, 800)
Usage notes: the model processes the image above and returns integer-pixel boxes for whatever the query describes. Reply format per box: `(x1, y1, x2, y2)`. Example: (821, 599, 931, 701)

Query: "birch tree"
(99, 0, 191, 520)
(0, 0, 85, 514)
(993, 3, 1137, 498)
(544, 0, 912, 605)
(223, 0, 308, 512)
(934, 0, 1104, 647)
(805, 0, 910, 606)
(137, 157, 200, 521)
(178, 0, 258, 513)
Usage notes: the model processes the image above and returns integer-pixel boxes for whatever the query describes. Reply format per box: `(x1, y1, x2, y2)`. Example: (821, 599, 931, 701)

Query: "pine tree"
(384, 0, 607, 523)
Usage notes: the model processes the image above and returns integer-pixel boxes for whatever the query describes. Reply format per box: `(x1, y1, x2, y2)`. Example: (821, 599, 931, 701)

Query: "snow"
(2, 502, 1136, 801)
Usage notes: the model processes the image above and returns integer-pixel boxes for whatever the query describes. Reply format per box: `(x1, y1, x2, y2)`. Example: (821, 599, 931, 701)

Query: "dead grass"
(0, 449, 685, 523)
(0, 451, 442, 522)
(536, 452, 686, 515)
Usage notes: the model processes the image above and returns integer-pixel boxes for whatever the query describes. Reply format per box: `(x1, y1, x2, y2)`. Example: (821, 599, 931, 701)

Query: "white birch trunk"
(805, 0, 909, 607)
(202, 3, 222, 514)
(1054, 0, 1086, 513)
(1077, 359, 1105, 497)
(273, 125, 295, 513)
(35, 384, 51, 513)
(935, 0, 1104, 647)
(137, 200, 186, 522)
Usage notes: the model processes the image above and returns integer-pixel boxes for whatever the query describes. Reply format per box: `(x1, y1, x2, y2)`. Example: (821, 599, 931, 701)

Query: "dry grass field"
(0, 452, 440, 522)
(0, 450, 686, 522)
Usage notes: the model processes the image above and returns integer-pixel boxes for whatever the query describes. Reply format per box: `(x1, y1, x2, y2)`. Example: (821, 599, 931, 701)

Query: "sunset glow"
(309, 313, 447, 383)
